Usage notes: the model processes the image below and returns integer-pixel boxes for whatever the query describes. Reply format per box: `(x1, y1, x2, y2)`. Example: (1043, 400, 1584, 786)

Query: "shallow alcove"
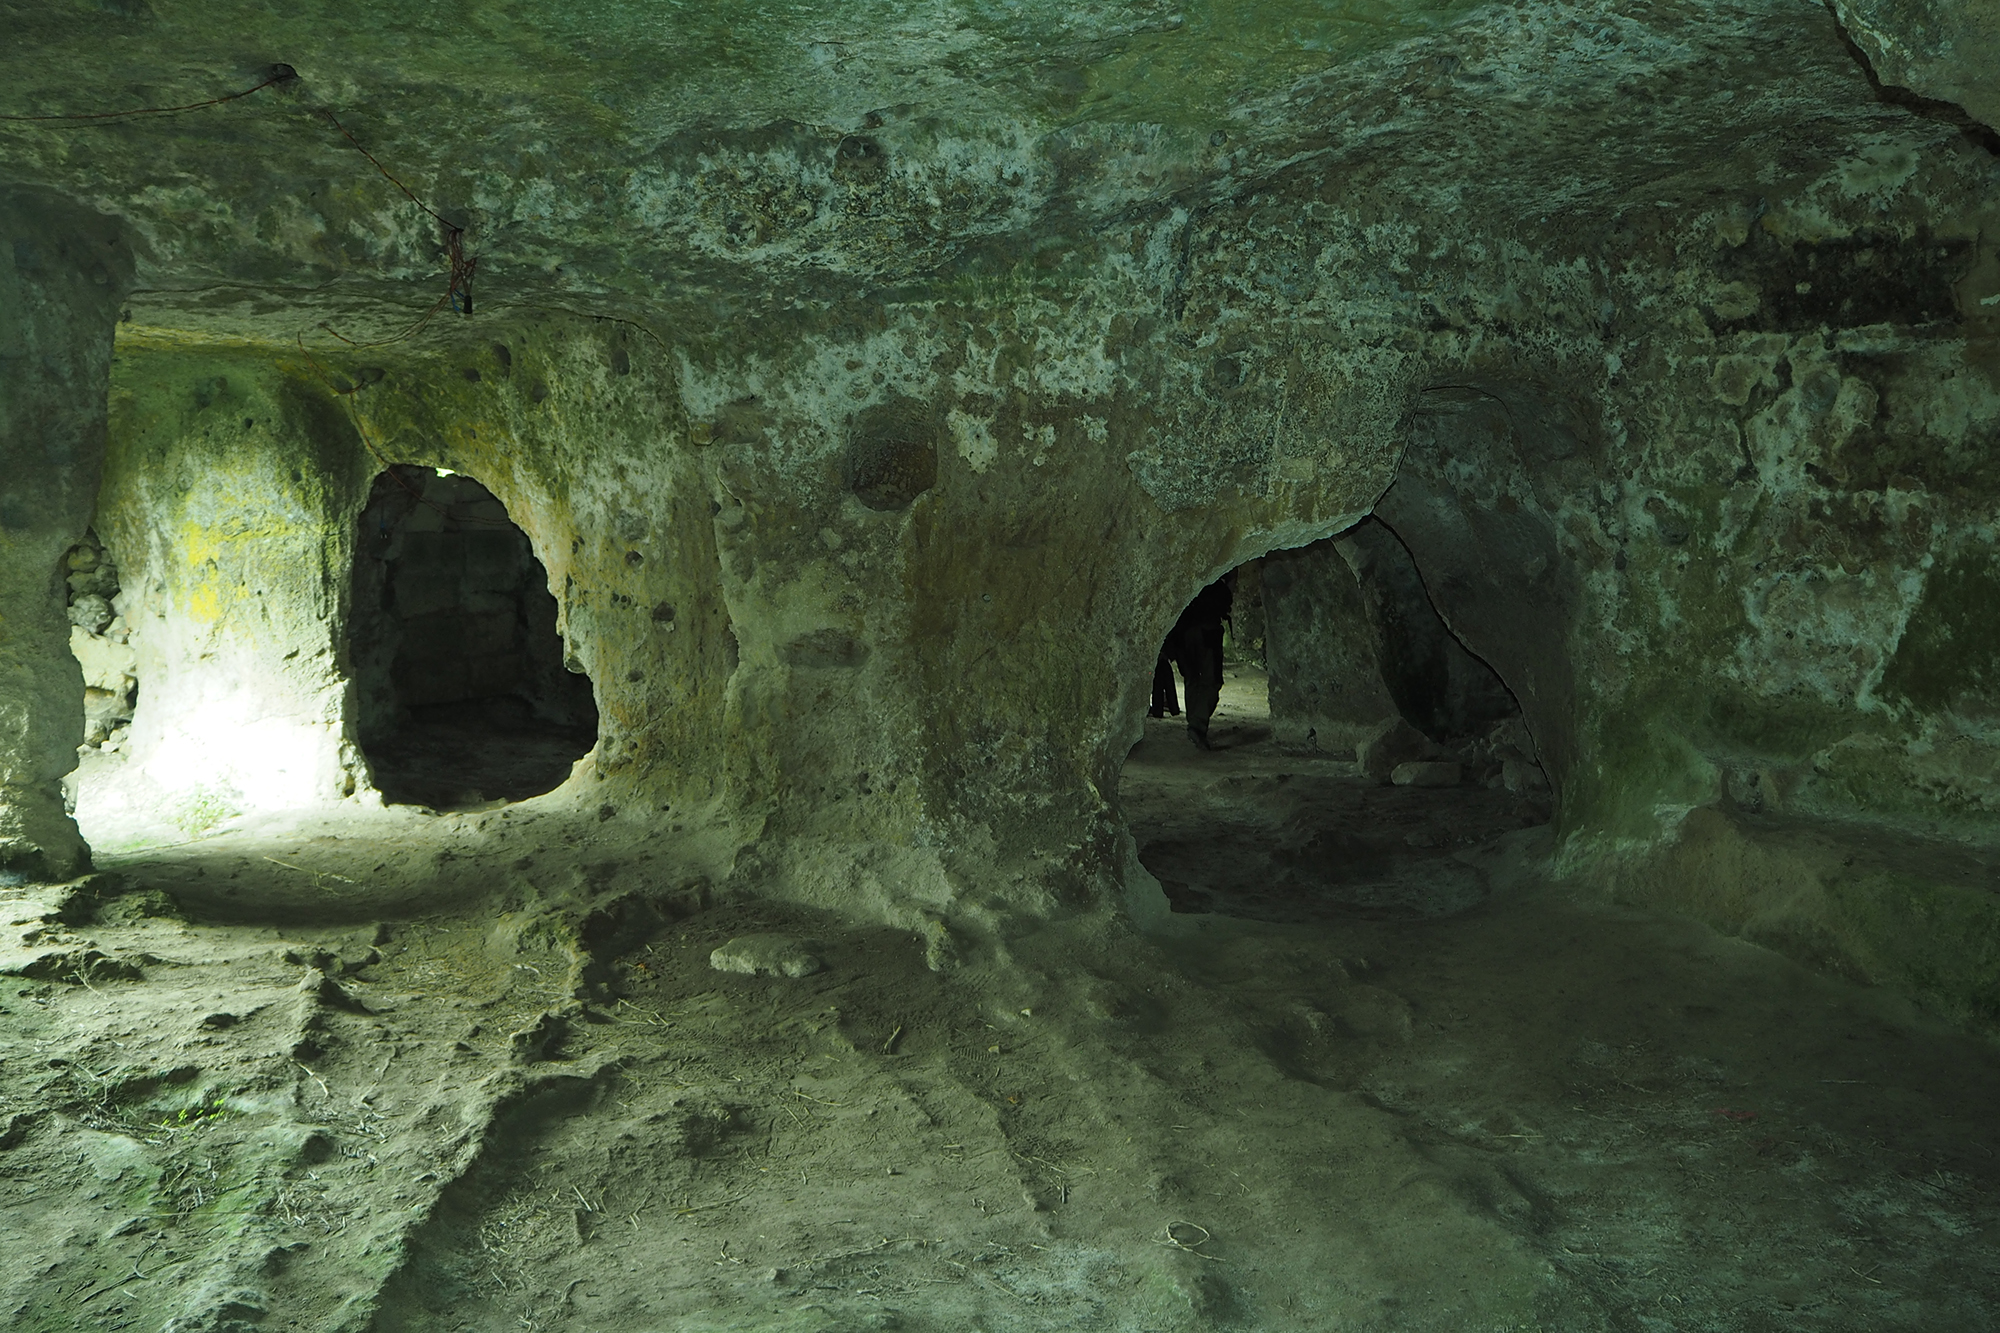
(1123, 522, 1553, 925)
(62, 527, 138, 758)
(348, 466, 596, 809)
(59, 527, 140, 830)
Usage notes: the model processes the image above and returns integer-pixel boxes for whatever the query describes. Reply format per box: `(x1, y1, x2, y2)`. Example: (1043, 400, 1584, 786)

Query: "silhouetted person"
(1149, 650, 1181, 718)
(1165, 575, 1232, 749)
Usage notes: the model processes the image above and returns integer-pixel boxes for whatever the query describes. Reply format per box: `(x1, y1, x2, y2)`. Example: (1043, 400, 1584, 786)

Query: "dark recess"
(348, 466, 597, 810)
(846, 397, 938, 510)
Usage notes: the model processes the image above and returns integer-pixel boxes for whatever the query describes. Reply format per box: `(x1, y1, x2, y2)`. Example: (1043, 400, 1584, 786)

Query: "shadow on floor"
(1122, 664, 1548, 923)
(365, 697, 596, 811)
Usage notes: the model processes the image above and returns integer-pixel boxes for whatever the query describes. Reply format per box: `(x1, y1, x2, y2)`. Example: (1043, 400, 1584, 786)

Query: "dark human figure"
(1149, 650, 1181, 718)
(1164, 575, 1233, 749)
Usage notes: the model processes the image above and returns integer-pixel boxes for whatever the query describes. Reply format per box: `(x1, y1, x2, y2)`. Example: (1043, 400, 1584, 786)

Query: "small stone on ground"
(1391, 761, 1462, 788)
(710, 933, 824, 978)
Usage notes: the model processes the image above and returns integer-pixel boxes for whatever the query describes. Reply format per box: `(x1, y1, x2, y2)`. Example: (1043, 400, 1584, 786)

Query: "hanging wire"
(2, 62, 477, 337)
(0, 65, 297, 122)
(9, 57, 515, 516)
(314, 107, 477, 322)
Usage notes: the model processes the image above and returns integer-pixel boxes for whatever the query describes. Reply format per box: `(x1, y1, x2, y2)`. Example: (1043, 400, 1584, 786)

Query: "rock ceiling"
(2, 0, 1990, 342)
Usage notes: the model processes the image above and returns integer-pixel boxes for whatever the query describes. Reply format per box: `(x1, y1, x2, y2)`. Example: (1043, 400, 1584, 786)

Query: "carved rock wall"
(2, 0, 1998, 1024)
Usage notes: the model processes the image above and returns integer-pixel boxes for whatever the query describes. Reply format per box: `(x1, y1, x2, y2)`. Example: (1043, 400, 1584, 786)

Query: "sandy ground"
(2, 673, 1997, 1331)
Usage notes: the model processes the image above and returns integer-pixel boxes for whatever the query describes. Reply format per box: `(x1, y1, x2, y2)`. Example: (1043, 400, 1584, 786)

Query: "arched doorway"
(1121, 521, 1552, 924)
(348, 467, 597, 809)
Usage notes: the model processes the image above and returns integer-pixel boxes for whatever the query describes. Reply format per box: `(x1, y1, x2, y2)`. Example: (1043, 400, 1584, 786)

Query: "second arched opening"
(1121, 517, 1553, 925)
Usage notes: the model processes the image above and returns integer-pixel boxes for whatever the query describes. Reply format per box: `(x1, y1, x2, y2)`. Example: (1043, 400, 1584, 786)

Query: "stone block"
(70, 626, 135, 693)
(1391, 761, 1461, 788)
(709, 933, 824, 978)
(1502, 758, 1551, 796)
(66, 594, 112, 634)
(1356, 716, 1429, 782)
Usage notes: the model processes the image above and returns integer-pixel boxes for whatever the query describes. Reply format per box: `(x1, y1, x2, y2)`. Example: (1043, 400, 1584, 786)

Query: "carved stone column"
(0, 190, 129, 881)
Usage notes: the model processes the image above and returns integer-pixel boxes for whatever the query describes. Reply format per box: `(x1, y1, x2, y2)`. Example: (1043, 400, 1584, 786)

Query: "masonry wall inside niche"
(348, 465, 596, 810)
(63, 527, 136, 758)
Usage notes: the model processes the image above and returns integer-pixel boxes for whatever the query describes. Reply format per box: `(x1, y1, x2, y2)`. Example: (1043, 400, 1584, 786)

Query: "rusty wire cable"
(314, 107, 477, 319)
(0, 66, 297, 122)
(3, 63, 476, 334)
(11, 57, 516, 518)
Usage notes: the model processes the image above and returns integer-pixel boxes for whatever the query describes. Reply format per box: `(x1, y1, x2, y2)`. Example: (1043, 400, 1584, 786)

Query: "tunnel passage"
(1146, 569, 1245, 749)
(348, 467, 597, 810)
(1123, 526, 1552, 926)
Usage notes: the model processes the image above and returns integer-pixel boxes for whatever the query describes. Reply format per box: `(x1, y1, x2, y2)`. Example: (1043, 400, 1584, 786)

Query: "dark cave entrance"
(1145, 566, 1269, 751)
(1122, 521, 1552, 925)
(349, 466, 597, 810)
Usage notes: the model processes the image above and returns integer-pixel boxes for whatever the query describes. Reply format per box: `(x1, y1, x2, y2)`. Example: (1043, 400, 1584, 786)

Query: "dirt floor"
(4, 671, 1998, 1331)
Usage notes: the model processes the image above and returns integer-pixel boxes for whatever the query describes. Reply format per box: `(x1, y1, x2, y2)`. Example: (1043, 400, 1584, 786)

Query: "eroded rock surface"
(2, 0, 2000, 1327)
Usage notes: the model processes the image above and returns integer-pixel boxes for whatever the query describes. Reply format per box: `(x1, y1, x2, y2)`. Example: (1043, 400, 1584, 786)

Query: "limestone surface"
(1, 0, 1999, 1327)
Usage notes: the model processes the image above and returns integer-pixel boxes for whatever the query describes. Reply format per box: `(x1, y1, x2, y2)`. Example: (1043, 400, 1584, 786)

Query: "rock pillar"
(1261, 536, 1399, 750)
(0, 191, 129, 881)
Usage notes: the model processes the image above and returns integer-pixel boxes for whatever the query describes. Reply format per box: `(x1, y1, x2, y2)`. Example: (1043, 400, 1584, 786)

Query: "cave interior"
(2, 1, 2000, 1329)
